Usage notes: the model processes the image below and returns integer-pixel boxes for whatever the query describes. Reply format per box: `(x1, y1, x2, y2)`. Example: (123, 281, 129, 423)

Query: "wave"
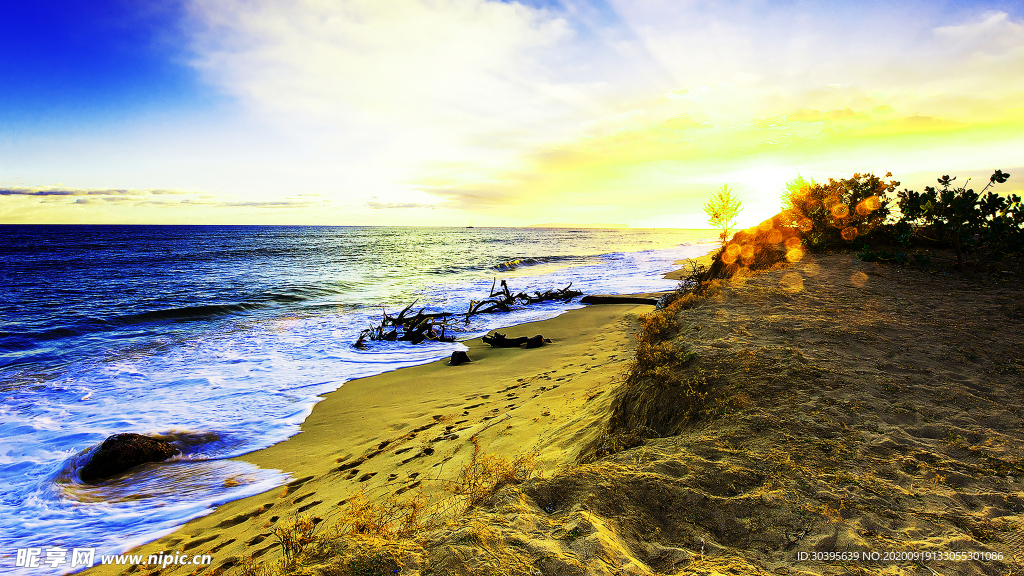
(491, 255, 584, 271)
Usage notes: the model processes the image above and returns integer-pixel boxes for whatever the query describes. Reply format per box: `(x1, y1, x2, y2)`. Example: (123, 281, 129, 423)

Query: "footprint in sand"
(218, 506, 267, 528)
(292, 492, 314, 504)
(296, 500, 322, 513)
(182, 534, 218, 551)
(279, 475, 314, 497)
(209, 539, 235, 553)
(251, 543, 275, 559)
(395, 480, 422, 495)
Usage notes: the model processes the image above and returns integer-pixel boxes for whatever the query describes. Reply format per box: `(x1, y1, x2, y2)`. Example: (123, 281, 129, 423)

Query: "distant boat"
(466, 221, 474, 228)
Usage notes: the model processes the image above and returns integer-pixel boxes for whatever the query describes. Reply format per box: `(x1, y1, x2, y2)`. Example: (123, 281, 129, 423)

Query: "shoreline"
(85, 296, 663, 575)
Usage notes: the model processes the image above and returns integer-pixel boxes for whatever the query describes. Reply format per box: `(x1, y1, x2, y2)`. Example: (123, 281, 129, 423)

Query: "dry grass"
(445, 435, 539, 508)
(238, 440, 541, 576)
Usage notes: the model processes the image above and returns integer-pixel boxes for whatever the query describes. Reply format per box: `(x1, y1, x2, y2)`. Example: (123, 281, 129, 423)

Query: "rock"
(449, 351, 472, 366)
(79, 433, 180, 483)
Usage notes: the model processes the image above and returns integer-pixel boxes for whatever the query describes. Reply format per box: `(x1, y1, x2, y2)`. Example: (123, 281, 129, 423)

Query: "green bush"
(896, 170, 1021, 269)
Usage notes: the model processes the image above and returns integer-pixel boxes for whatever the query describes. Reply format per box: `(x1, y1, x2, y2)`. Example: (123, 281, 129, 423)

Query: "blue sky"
(0, 1, 212, 128)
(2, 0, 1024, 225)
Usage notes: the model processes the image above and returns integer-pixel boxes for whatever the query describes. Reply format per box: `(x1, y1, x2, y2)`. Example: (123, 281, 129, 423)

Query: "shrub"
(896, 170, 1021, 269)
(781, 172, 899, 250)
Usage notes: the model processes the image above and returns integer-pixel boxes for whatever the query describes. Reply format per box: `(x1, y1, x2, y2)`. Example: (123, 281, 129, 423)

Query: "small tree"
(704, 185, 743, 244)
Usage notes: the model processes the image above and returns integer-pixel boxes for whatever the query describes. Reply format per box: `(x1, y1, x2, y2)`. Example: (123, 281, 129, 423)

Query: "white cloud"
(186, 1, 598, 157)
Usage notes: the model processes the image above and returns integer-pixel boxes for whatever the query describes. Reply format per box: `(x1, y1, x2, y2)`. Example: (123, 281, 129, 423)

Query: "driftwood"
(449, 351, 472, 366)
(467, 280, 582, 317)
(483, 332, 551, 348)
(355, 299, 457, 348)
(355, 279, 581, 348)
(580, 295, 660, 305)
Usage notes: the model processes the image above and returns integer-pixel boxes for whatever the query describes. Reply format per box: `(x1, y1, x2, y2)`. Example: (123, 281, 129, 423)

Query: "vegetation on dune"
(780, 172, 897, 250)
(895, 170, 1022, 270)
(692, 168, 1020, 282)
(238, 436, 540, 576)
(774, 168, 1021, 272)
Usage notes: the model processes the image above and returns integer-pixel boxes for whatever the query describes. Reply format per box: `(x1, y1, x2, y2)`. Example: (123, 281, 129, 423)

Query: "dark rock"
(79, 433, 180, 483)
(449, 351, 472, 366)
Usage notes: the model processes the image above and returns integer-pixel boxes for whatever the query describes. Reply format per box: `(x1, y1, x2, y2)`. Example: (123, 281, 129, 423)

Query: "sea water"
(0, 225, 716, 573)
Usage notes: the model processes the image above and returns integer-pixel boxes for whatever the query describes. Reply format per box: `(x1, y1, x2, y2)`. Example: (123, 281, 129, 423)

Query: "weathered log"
(355, 279, 580, 348)
(483, 332, 530, 347)
(449, 351, 472, 366)
(483, 332, 552, 349)
(525, 334, 551, 348)
(580, 295, 660, 305)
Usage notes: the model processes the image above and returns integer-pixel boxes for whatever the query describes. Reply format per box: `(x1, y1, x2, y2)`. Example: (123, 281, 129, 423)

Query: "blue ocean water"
(0, 225, 716, 573)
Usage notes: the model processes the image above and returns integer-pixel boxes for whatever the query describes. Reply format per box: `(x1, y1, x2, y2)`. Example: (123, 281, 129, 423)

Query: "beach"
(84, 300, 659, 575)
(84, 250, 1024, 576)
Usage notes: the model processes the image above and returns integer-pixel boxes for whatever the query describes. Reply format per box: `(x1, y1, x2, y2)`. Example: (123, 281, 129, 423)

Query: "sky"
(2, 0, 1023, 227)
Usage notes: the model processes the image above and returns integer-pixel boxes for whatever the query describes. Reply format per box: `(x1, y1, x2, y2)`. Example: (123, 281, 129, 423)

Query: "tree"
(704, 185, 743, 244)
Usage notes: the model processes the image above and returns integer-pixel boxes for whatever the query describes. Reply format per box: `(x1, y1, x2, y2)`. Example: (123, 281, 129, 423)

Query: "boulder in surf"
(79, 433, 180, 484)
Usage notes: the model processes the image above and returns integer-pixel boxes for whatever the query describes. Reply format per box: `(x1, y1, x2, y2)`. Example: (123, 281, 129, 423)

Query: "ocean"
(0, 225, 716, 573)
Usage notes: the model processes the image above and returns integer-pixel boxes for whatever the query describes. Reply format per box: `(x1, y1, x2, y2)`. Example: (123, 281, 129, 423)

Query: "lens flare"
(780, 272, 804, 293)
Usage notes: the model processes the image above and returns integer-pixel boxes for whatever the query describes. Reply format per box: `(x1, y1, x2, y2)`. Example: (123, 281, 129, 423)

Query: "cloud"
(367, 201, 438, 210)
(0, 184, 329, 211)
(0, 187, 185, 196)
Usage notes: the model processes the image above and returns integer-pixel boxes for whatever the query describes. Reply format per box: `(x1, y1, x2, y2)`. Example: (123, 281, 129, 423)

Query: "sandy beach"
(85, 298, 659, 576)
(85, 250, 1024, 576)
